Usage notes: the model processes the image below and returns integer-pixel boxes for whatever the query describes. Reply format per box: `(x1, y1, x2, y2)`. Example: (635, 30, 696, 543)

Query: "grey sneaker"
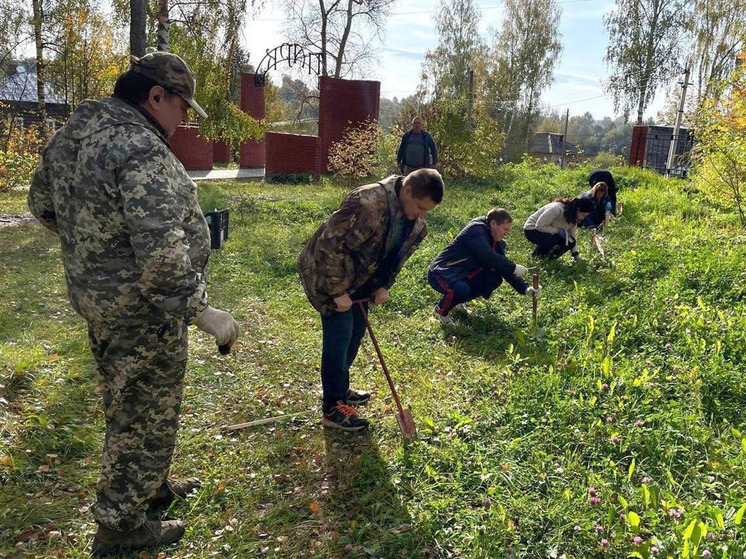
(432, 309, 454, 327)
(91, 519, 185, 557)
(346, 388, 370, 405)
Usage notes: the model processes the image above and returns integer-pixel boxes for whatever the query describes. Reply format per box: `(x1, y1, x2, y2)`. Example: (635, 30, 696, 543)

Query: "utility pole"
(666, 67, 690, 177)
(561, 108, 569, 169)
(467, 69, 474, 129)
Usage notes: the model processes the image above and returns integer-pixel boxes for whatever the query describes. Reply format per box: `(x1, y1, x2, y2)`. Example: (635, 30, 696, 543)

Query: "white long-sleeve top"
(523, 202, 578, 246)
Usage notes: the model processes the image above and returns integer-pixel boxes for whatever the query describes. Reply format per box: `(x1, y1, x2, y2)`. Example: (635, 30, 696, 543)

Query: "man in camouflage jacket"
(28, 52, 239, 556)
(299, 169, 444, 430)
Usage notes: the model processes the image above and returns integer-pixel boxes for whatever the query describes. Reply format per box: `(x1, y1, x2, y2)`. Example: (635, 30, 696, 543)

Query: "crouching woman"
(523, 197, 595, 260)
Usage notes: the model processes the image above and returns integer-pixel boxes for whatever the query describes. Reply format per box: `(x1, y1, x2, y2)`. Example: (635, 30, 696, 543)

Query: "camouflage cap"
(130, 52, 208, 118)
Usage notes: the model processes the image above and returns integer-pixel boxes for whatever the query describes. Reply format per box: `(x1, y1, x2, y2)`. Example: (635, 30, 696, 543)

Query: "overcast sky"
(243, 0, 670, 121)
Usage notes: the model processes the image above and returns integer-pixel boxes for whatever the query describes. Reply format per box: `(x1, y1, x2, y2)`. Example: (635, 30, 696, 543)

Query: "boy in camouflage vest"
(28, 52, 239, 556)
(299, 169, 444, 430)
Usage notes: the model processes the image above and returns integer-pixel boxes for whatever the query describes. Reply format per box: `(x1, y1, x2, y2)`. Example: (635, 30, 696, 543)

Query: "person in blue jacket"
(397, 116, 438, 174)
(428, 208, 542, 326)
(589, 169, 617, 214)
(579, 181, 612, 229)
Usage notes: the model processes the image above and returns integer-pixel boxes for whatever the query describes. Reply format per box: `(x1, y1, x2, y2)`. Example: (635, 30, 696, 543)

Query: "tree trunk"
(334, 0, 354, 78)
(130, 0, 147, 57)
(319, 0, 328, 75)
(31, 0, 47, 142)
(157, 0, 169, 51)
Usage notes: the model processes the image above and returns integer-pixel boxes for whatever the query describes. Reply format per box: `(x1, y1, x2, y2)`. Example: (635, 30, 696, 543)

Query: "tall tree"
(0, 0, 29, 73)
(31, 0, 48, 139)
(421, 0, 485, 102)
(281, 0, 395, 78)
(604, 0, 688, 124)
(689, 0, 745, 103)
(130, 0, 146, 56)
(486, 0, 562, 160)
(46, 0, 126, 108)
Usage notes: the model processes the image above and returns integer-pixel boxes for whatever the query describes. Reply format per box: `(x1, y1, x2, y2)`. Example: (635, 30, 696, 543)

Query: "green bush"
(327, 119, 399, 185)
(0, 121, 44, 191)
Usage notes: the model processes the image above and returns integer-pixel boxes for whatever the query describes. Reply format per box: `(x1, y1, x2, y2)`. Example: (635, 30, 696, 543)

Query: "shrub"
(0, 121, 44, 191)
(327, 119, 398, 185)
(691, 66, 746, 226)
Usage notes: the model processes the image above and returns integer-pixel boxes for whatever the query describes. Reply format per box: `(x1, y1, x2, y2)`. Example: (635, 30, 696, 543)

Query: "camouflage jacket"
(28, 96, 210, 325)
(298, 175, 427, 316)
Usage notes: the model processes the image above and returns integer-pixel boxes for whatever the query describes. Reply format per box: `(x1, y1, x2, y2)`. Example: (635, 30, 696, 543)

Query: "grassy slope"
(1, 163, 745, 558)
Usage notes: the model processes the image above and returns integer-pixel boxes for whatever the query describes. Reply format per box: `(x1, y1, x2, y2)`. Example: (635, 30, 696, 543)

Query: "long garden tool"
(528, 267, 546, 339)
(531, 269, 540, 328)
(355, 300, 417, 442)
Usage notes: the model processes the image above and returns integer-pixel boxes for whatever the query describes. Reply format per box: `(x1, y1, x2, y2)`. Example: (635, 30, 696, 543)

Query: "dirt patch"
(0, 214, 38, 227)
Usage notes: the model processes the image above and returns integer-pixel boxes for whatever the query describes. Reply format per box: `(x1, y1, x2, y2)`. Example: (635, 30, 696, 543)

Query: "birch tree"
(281, 0, 395, 78)
(689, 0, 745, 103)
(604, 0, 688, 124)
(486, 0, 562, 160)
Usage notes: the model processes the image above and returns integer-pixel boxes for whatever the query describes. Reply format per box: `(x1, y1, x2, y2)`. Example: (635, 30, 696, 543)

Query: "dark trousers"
(320, 303, 368, 412)
(87, 315, 187, 531)
(524, 228, 575, 258)
(428, 269, 500, 315)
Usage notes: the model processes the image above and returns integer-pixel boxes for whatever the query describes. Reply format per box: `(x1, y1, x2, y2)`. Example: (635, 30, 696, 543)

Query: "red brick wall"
(239, 73, 266, 168)
(265, 132, 319, 176)
(171, 125, 213, 171)
(213, 141, 230, 164)
(318, 76, 380, 174)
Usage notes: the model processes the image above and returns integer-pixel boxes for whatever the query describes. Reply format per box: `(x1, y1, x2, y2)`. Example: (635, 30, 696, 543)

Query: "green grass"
(1, 162, 745, 558)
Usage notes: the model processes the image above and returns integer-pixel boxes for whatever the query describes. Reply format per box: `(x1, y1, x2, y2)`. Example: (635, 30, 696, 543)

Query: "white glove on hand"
(194, 305, 240, 347)
(526, 286, 542, 299)
(513, 264, 528, 278)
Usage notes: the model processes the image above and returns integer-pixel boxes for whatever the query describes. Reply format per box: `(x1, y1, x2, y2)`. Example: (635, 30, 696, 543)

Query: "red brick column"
(317, 76, 380, 175)
(239, 73, 266, 168)
(171, 125, 213, 171)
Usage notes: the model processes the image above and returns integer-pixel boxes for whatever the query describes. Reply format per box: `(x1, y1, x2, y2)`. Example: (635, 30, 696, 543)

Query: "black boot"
(148, 477, 202, 516)
(91, 519, 185, 557)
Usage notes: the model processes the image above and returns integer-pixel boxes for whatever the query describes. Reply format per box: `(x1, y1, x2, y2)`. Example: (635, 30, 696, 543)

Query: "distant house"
(530, 132, 580, 165)
(0, 64, 70, 131)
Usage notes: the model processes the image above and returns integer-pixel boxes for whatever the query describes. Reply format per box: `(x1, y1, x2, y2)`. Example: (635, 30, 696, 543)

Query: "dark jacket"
(429, 216, 529, 295)
(298, 175, 427, 317)
(397, 129, 438, 170)
(579, 189, 609, 227)
(589, 169, 617, 214)
(28, 96, 210, 326)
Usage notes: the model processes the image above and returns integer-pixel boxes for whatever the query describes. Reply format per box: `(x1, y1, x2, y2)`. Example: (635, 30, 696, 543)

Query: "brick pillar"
(239, 73, 265, 168)
(317, 76, 380, 175)
(628, 125, 648, 168)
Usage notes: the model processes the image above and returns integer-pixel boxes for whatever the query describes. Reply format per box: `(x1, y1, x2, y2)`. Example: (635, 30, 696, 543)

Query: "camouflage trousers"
(87, 315, 188, 531)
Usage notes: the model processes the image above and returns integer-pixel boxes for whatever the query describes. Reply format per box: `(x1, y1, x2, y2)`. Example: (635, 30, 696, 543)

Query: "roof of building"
(530, 132, 579, 155)
(0, 70, 67, 104)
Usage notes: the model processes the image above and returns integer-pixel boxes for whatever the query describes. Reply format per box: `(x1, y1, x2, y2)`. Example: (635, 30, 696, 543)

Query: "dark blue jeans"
(320, 303, 368, 412)
(428, 269, 500, 315)
(524, 228, 575, 258)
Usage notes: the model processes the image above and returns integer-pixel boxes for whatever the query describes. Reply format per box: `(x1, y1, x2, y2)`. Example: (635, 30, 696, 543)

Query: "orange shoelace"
(336, 403, 358, 417)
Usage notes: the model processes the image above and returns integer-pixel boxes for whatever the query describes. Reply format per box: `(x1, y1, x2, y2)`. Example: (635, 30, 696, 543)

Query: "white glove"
(525, 286, 542, 299)
(513, 264, 528, 278)
(194, 305, 240, 347)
